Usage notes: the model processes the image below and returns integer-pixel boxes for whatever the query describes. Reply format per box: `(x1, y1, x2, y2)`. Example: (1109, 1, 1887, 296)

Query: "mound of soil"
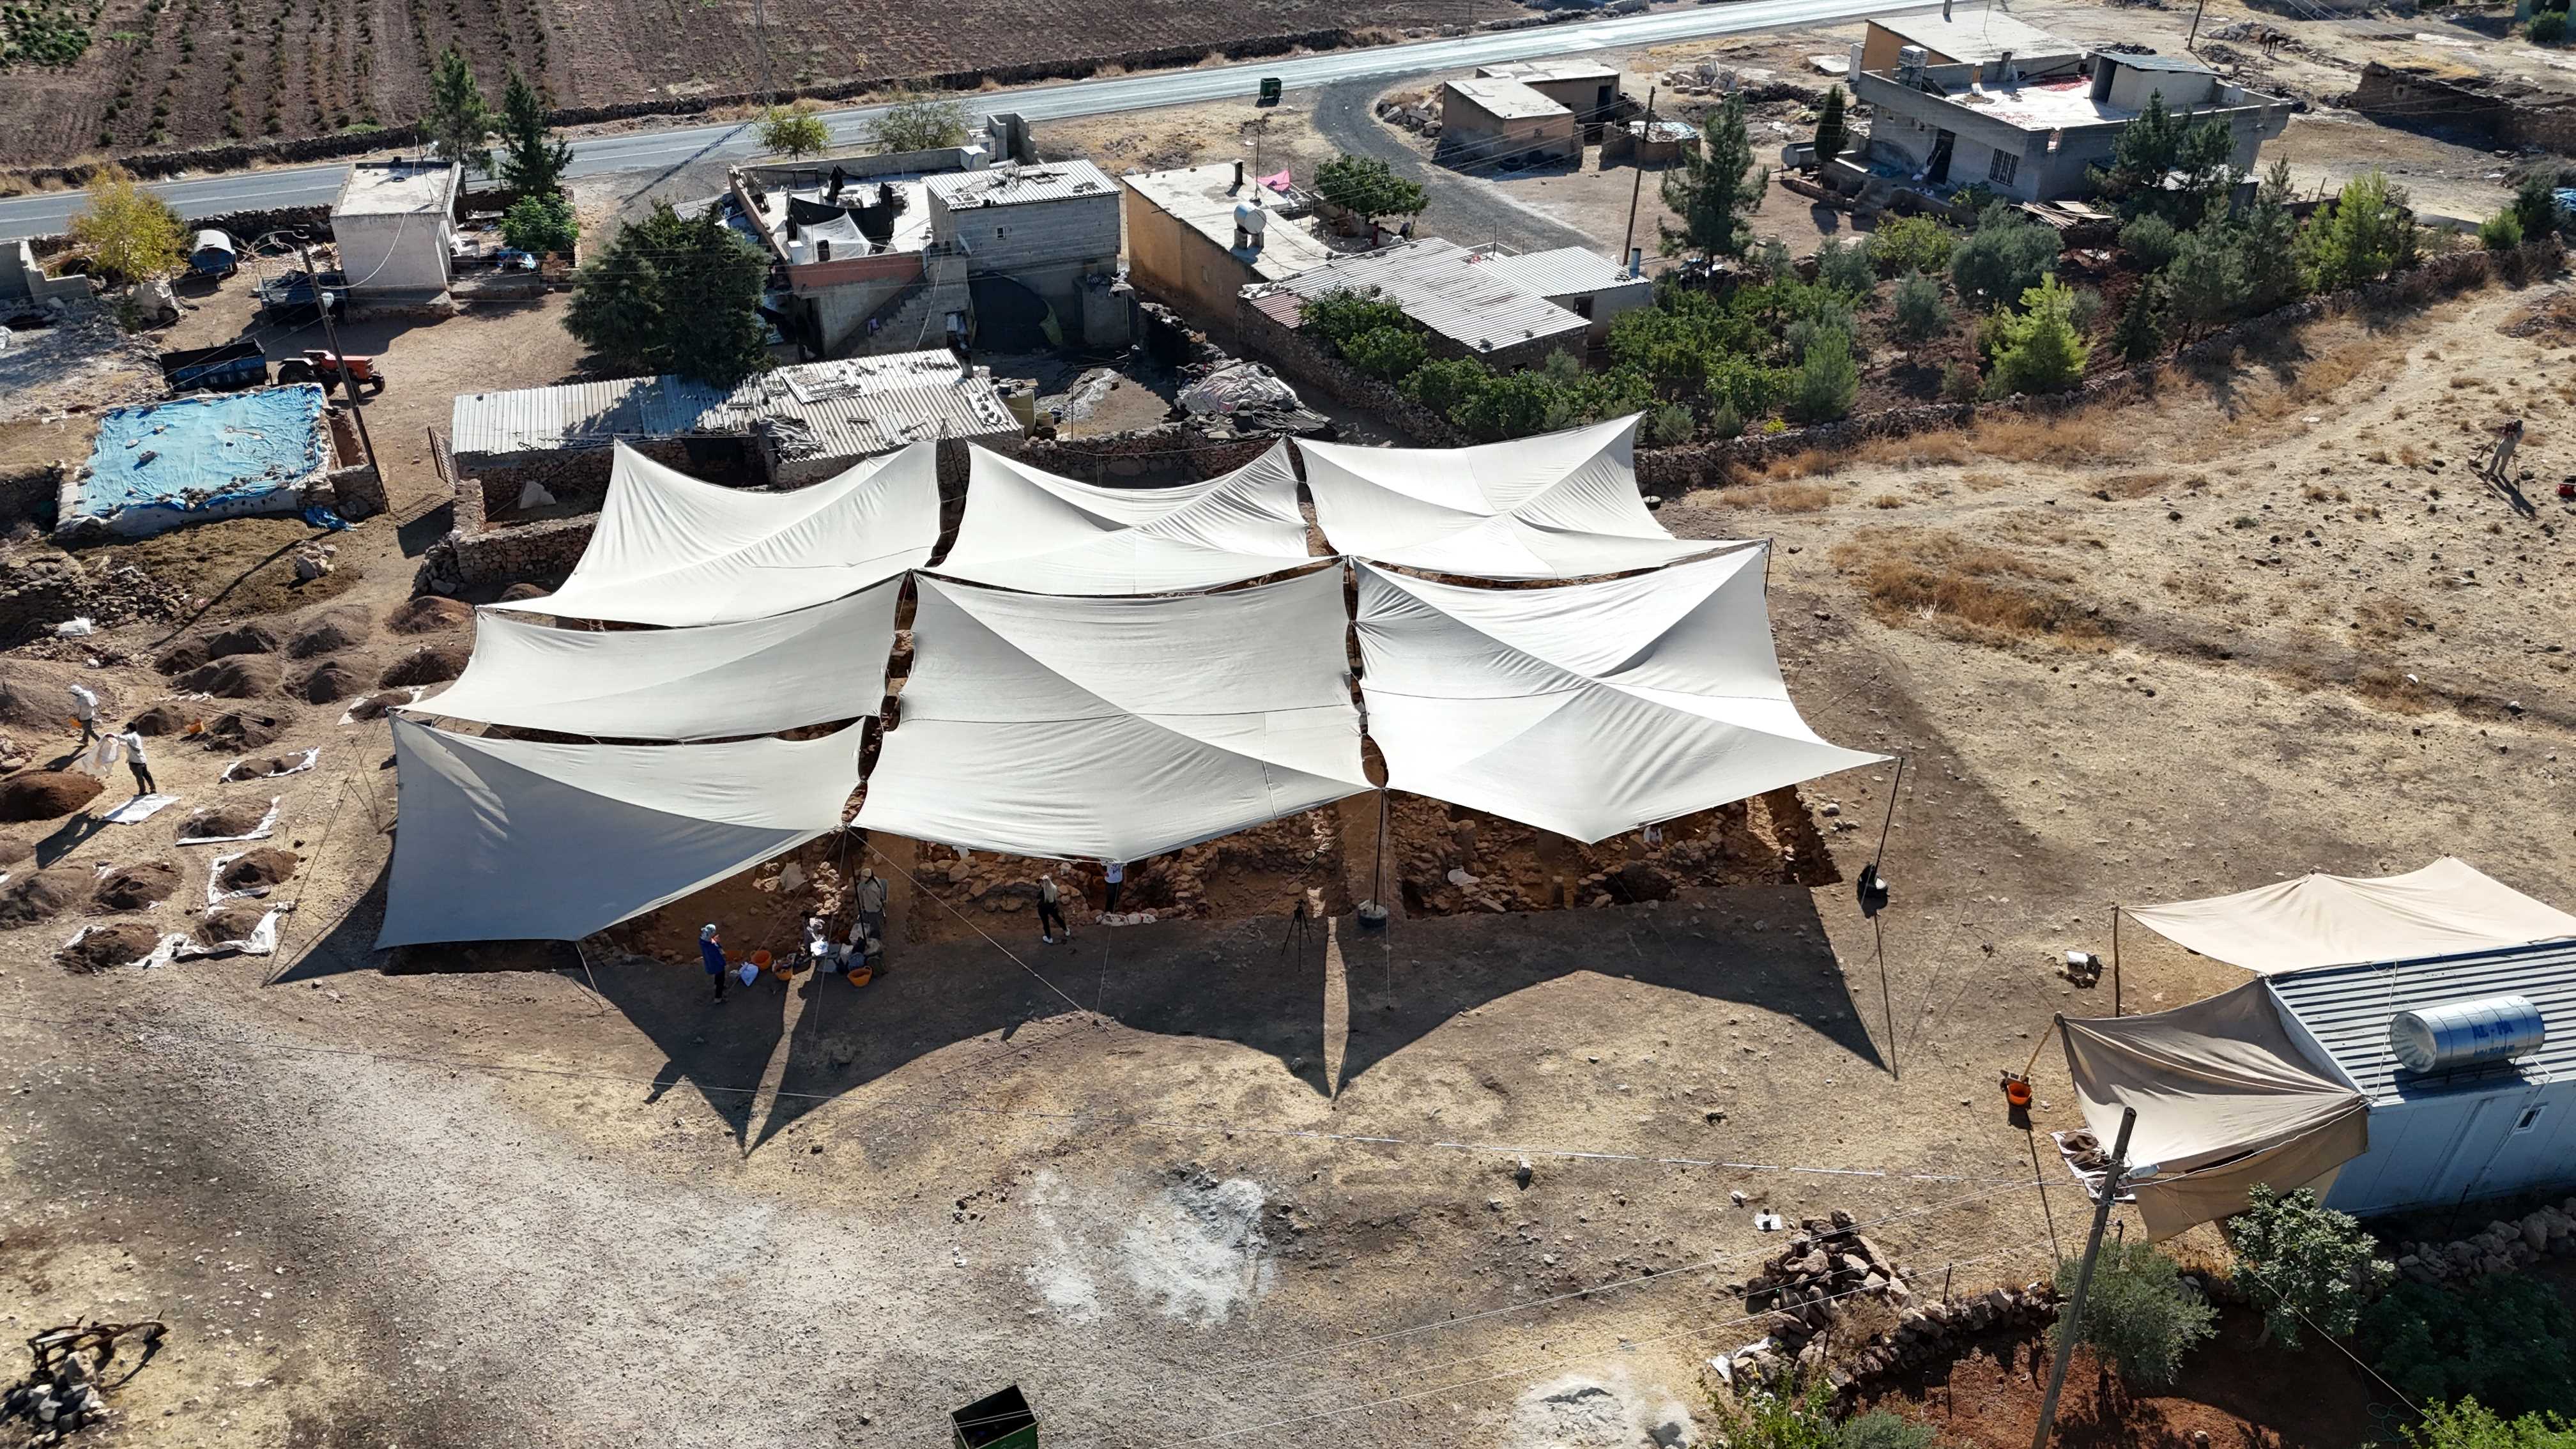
(381, 643, 468, 688)
(202, 710, 289, 753)
(155, 638, 211, 675)
(227, 752, 311, 779)
(0, 836, 33, 869)
(288, 604, 372, 659)
(288, 659, 364, 704)
(180, 799, 272, 839)
(343, 691, 413, 721)
(0, 867, 93, 925)
(217, 847, 298, 892)
(125, 703, 194, 736)
(197, 905, 270, 944)
(58, 922, 165, 972)
(0, 770, 103, 821)
(94, 859, 181, 912)
(178, 655, 283, 699)
(0, 664, 109, 729)
(497, 583, 553, 602)
(389, 596, 473, 634)
(204, 622, 281, 659)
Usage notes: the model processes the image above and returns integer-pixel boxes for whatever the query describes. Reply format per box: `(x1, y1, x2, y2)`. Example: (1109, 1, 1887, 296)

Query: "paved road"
(0, 0, 1912, 238)
(1312, 78, 1596, 257)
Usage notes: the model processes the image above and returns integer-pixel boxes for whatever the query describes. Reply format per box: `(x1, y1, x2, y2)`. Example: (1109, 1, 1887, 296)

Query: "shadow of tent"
(583, 954, 792, 1152)
(751, 912, 1334, 1153)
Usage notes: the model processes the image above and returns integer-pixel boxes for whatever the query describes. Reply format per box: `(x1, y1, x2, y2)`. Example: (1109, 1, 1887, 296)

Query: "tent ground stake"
(2028, 1131, 2061, 1261)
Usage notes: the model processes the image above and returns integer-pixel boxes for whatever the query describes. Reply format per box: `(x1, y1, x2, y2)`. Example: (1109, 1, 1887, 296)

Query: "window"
(2515, 1105, 2546, 1133)
(1988, 150, 2020, 187)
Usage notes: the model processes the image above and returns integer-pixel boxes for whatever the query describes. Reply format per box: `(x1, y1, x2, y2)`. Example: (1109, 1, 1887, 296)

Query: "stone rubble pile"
(1374, 97, 1443, 137)
(1719, 1208, 2057, 1392)
(0, 1322, 157, 1445)
(2391, 1199, 2576, 1285)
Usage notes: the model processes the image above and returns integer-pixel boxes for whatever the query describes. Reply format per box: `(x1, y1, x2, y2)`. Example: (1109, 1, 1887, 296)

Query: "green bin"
(951, 1384, 1038, 1449)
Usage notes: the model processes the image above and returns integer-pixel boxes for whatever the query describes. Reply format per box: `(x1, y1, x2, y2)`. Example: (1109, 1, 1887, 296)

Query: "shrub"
(2112, 280, 2165, 364)
(1710, 401, 1746, 438)
(756, 102, 831, 159)
(1302, 288, 1409, 349)
(1705, 353, 1790, 419)
(2223, 1184, 2392, 1348)
(1400, 356, 1491, 416)
(69, 164, 184, 285)
(1787, 329, 1858, 422)
(2404, 1399, 2576, 1449)
(1939, 360, 1981, 402)
(1784, 315, 1850, 364)
(500, 192, 578, 257)
(1343, 325, 1428, 383)
(2359, 1276, 2576, 1417)
(2512, 172, 2566, 239)
(1987, 277, 2087, 395)
(2048, 1238, 2216, 1388)
(1817, 234, 1876, 295)
(1873, 214, 1957, 277)
(1951, 204, 2062, 305)
(1892, 272, 1949, 341)
(1710, 1376, 1840, 1449)
(2069, 286, 2106, 335)
(1646, 401, 1697, 445)
(1316, 153, 1427, 219)
(2120, 213, 2181, 270)
(2481, 209, 2527, 251)
(2533, 9, 2568, 43)
(1453, 369, 1575, 441)
(868, 94, 970, 152)
(1836, 1410, 1940, 1449)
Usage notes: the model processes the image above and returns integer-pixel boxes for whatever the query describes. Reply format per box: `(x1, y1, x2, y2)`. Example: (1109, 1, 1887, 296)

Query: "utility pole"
(2030, 1105, 2138, 1449)
(296, 237, 378, 472)
(750, 0, 776, 103)
(1621, 86, 1655, 279)
(2186, 0, 2207, 51)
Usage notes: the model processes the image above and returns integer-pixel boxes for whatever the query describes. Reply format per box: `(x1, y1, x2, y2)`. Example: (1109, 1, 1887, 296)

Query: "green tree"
(2481, 209, 2527, 250)
(2533, 9, 2568, 43)
(868, 94, 970, 153)
(2361, 1278, 2576, 1418)
(495, 68, 570, 197)
(1453, 369, 1575, 440)
(1892, 271, 1949, 342)
(1660, 91, 1766, 257)
(2404, 1400, 2576, 1449)
(757, 102, 832, 159)
(1710, 1376, 1841, 1449)
(423, 44, 492, 171)
(2238, 171, 2307, 313)
(2513, 173, 2566, 239)
(70, 164, 185, 284)
(2048, 1238, 2217, 1388)
(1301, 287, 1409, 349)
(1871, 214, 1958, 277)
(1813, 84, 1847, 165)
(2092, 90, 2178, 204)
(2120, 213, 2181, 270)
(1343, 325, 1429, 383)
(1400, 355, 1491, 415)
(1949, 203, 2060, 305)
(566, 201, 770, 385)
(2225, 1184, 2393, 1347)
(2299, 171, 2411, 291)
(2165, 218, 2249, 335)
(2112, 278, 2165, 363)
(1816, 234, 1875, 295)
(1988, 275, 2088, 395)
(1314, 154, 1426, 220)
(1645, 401, 1696, 445)
(500, 192, 578, 256)
(1786, 328, 1857, 422)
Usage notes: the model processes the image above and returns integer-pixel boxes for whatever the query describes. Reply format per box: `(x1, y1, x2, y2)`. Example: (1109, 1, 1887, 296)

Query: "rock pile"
(3, 1319, 162, 1443)
(1719, 1209, 2057, 1393)
(2390, 1199, 2576, 1285)
(1374, 97, 1443, 137)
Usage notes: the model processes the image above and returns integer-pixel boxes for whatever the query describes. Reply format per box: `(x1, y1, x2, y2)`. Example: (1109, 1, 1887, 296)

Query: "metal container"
(2389, 994, 2548, 1074)
(951, 1384, 1038, 1449)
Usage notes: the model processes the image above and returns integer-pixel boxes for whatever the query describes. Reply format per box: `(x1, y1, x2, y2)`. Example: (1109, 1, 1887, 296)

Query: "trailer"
(157, 339, 268, 394)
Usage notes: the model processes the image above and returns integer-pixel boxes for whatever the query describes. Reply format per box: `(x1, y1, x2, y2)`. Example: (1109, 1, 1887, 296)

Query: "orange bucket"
(2002, 1077, 2034, 1108)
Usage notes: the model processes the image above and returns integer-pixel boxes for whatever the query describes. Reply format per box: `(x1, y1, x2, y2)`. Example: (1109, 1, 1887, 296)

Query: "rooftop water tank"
(2389, 994, 2547, 1074)
(1234, 201, 1268, 235)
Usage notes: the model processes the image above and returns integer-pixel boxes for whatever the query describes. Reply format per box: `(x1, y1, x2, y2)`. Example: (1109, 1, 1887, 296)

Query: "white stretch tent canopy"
(2124, 858, 2576, 976)
(488, 441, 939, 627)
(857, 569, 1370, 860)
(376, 717, 860, 947)
(2061, 980, 2372, 1239)
(1299, 415, 1726, 579)
(401, 583, 900, 741)
(937, 442, 1314, 595)
(1352, 549, 1884, 843)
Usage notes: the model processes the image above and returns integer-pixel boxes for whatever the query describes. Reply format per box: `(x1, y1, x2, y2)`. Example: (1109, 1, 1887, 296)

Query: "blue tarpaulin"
(75, 385, 328, 536)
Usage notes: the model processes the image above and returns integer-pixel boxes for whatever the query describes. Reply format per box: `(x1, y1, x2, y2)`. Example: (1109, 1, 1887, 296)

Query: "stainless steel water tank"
(2389, 995, 2548, 1074)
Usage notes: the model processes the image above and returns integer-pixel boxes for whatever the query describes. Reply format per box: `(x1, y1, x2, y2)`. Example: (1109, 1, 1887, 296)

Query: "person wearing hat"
(1037, 873, 1070, 945)
(701, 924, 730, 1003)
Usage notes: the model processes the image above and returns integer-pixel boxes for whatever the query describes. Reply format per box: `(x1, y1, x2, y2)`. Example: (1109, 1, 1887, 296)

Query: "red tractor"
(274, 348, 386, 394)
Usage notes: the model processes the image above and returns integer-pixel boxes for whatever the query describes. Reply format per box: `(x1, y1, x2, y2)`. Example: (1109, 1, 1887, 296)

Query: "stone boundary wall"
(1006, 425, 1278, 483)
(1228, 293, 1473, 446)
(2388, 1195, 2576, 1287)
(0, 464, 64, 533)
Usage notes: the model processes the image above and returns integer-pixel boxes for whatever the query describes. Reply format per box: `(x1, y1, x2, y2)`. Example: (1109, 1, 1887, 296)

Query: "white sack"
(490, 441, 937, 626)
(1299, 415, 1727, 579)
(376, 717, 861, 947)
(857, 569, 1370, 861)
(2124, 857, 2576, 976)
(404, 581, 899, 740)
(936, 441, 1313, 595)
(1352, 550, 1883, 843)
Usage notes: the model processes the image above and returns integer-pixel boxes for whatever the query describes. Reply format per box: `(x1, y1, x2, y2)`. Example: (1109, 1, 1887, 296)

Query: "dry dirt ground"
(4, 266, 2576, 1446)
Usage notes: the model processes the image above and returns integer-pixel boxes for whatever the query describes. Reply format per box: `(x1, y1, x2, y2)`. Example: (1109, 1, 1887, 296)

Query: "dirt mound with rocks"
(202, 710, 290, 753)
(180, 799, 272, 839)
(204, 622, 281, 658)
(125, 703, 193, 735)
(389, 596, 473, 634)
(154, 637, 211, 675)
(381, 643, 468, 687)
(197, 905, 271, 944)
(0, 867, 92, 925)
(288, 604, 372, 659)
(217, 847, 298, 892)
(58, 921, 166, 972)
(342, 691, 413, 721)
(93, 859, 181, 911)
(288, 659, 364, 703)
(177, 655, 282, 699)
(0, 770, 103, 821)
(0, 836, 32, 870)
(0, 663, 109, 729)
(227, 751, 312, 779)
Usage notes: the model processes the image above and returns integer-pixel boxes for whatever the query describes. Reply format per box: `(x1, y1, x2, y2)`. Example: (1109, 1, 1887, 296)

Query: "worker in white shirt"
(1037, 874, 1070, 944)
(854, 868, 889, 949)
(67, 685, 100, 746)
(1102, 859, 1126, 914)
(116, 728, 154, 795)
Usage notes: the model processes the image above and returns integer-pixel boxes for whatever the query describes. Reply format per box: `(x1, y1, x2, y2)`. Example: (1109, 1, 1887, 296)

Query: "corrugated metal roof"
(1446, 77, 1570, 121)
(2269, 940, 2576, 1105)
(1257, 238, 1586, 353)
(1476, 246, 1643, 299)
(926, 160, 1118, 209)
(450, 350, 1016, 461)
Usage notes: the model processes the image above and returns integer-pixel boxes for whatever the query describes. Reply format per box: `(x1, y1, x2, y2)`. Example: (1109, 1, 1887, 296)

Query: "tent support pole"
(1372, 788, 1388, 910)
(1874, 914, 1897, 1081)
(2112, 908, 2122, 1016)
(2027, 1130, 2061, 1261)
(2032, 1107, 2137, 1449)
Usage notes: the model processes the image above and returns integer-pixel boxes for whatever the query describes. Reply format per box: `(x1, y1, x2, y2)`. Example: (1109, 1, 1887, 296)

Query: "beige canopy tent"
(2122, 857, 2576, 977)
(2060, 980, 2371, 1238)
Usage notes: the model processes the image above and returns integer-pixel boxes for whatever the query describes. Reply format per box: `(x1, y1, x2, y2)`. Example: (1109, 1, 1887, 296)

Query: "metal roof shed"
(2266, 940, 2576, 1217)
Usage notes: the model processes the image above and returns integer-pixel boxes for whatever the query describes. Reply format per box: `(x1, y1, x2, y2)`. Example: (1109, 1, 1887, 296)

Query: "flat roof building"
(1475, 60, 1623, 121)
(1440, 78, 1581, 169)
(1122, 162, 1334, 325)
(1857, 8, 2082, 69)
(331, 160, 459, 298)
